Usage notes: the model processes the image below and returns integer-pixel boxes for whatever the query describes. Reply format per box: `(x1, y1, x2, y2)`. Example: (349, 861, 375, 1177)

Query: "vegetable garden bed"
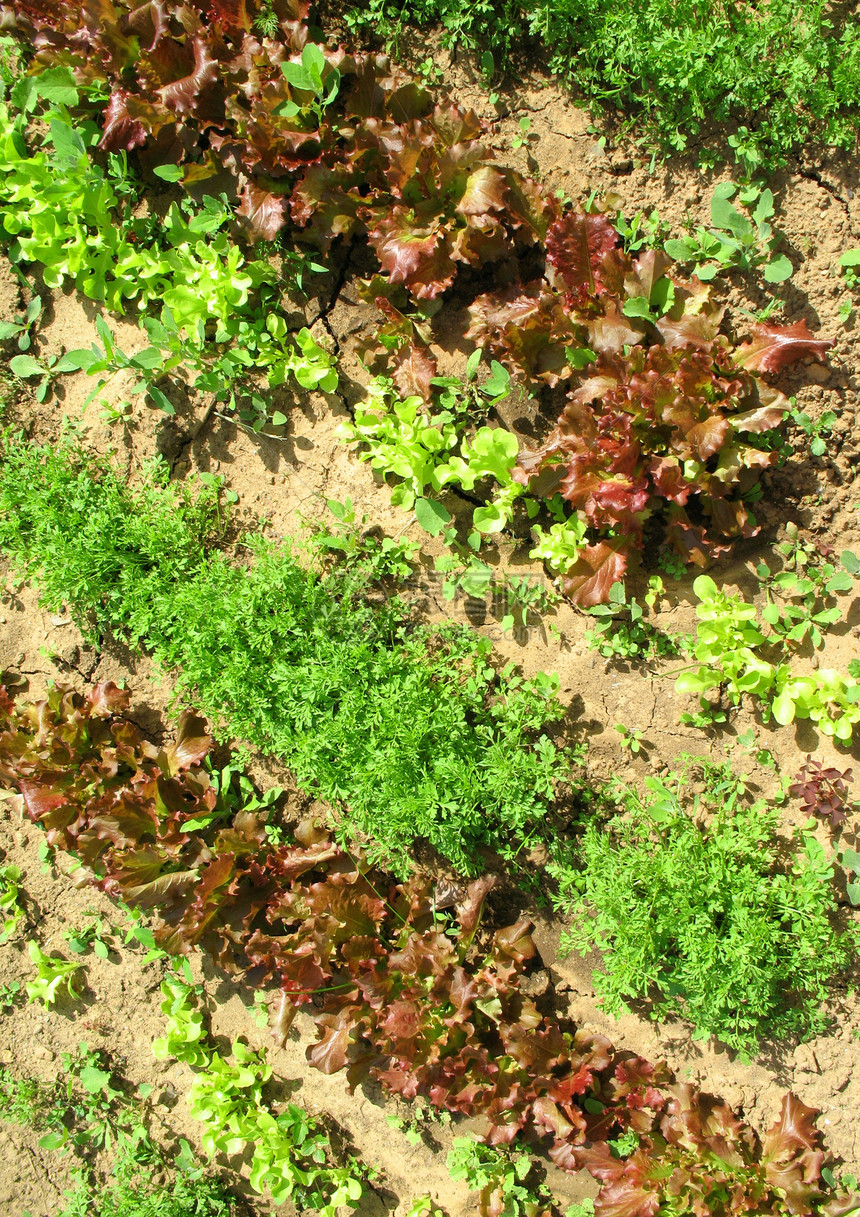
(0, 2, 859, 1215)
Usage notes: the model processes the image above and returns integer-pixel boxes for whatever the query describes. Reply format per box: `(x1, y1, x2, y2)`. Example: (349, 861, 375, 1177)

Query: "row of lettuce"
(0, 678, 855, 1217)
(0, 0, 841, 608)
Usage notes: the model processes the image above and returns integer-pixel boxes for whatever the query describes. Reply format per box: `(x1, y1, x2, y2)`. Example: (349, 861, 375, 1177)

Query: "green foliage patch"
(0, 434, 566, 873)
(553, 762, 854, 1053)
(343, 0, 860, 168)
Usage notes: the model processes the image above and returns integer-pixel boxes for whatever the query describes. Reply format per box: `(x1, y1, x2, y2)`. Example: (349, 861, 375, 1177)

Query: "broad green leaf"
(0, 321, 23, 339)
(281, 60, 316, 92)
(129, 347, 164, 370)
(49, 118, 86, 164)
(763, 254, 793, 283)
(55, 349, 98, 373)
(302, 43, 327, 77)
(79, 1065, 111, 1093)
(839, 248, 860, 267)
(153, 164, 184, 182)
(566, 346, 597, 369)
(695, 262, 719, 281)
(9, 354, 44, 378)
(12, 67, 78, 111)
(414, 496, 452, 535)
(482, 360, 510, 397)
(772, 690, 797, 726)
(473, 503, 507, 533)
(147, 385, 175, 415)
(664, 238, 696, 261)
(840, 549, 860, 574)
(622, 296, 652, 320)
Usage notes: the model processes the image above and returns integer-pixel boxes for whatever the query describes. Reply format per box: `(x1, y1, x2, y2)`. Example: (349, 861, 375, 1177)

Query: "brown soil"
(1, 32, 860, 1217)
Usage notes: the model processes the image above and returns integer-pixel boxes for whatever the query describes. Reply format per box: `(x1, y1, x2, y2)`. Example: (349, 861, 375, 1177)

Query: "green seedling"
(839, 248, 860, 290)
(406, 1198, 445, 1217)
(512, 115, 531, 149)
(26, 941, 84, 1006)
(757, 535, 857, 649)
(665, 183, 792, 282)
(8, 350, 89, 403)
(431, 349, 511, 423)
(447, 1138, 549, 1217)
(0, 863, 24, 942)
(614, 724, 644, 755)
(63, 914, 115, 960)
(307, 496, 420, 581)
(0, 294, 41, 350)
(43, 1043, 133, 1154)
(0, 981, 21, 1011)
(614, 209, 669, 252)
(622, 272, 676, 323)
(279, 43, 341, 124)
(789, 405, 837, 456)
(586, 581, 683, 662)
(529, 515, 588, 575)
(118, 905, 168, 965)
(388, 1097, 451, 1148)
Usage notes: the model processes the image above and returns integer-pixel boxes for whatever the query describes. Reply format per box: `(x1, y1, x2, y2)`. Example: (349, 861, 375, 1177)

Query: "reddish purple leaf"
(735, 321, 834, 373)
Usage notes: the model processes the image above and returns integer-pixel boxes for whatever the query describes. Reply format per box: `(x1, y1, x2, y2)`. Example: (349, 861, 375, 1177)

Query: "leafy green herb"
(665, 183, 792, 282)
(555, 765, 855, 1053)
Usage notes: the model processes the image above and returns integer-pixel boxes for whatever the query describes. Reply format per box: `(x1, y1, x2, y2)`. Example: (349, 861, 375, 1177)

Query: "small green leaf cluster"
(154, 976, 366, 1214)
(676, 573, 860, 741)
(447, 1138, 550, 1217)
(665, 183, 792, 283)
(0, 293, 41, 351)
(26, 940, 84, 1006)
(63, 913, 114, 960)
(279, 43, 341, 125)
(0, 862, 24, 942)
(759, 534, 856, 649)
(789, 405, 838, 457)
(1, 1042, 146, 1156)
(305, 496, 421, 583)
(434, 552, 560, 635)
(839, 247, 860, 291)
(555, 767, 855, 1053)
(336, 371, 528, 537)
(585, 580, 683, 663)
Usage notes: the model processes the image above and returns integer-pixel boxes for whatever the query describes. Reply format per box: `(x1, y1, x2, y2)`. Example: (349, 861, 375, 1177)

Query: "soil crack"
(796, 165, 854, 230)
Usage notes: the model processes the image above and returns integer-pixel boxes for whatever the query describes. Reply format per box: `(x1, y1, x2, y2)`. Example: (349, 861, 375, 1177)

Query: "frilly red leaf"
(735, 321, 834, 373)
(562, 543, 629, 607)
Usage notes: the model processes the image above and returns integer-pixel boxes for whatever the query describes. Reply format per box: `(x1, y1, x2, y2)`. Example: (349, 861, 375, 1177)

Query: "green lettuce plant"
(154, 976, 367, 1215)
(675, 575, 860, 741)
(26, 941, 84, 1006)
